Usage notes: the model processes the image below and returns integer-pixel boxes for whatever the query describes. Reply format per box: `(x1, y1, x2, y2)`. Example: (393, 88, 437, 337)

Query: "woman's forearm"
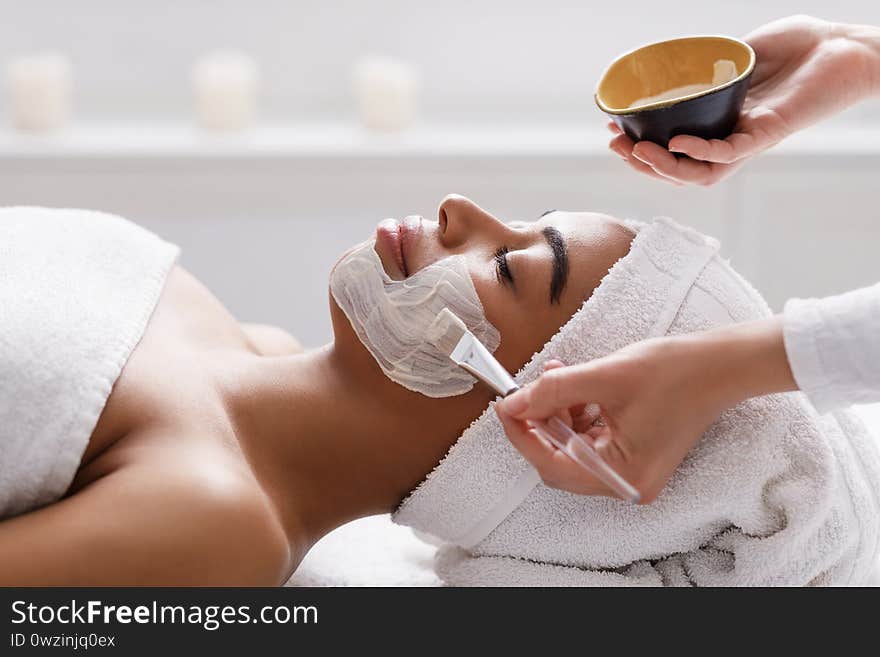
(839, 21, 880, 97)
(682, 280, 880, 416)
(783, 283, 880, 413)
(680, 317, 798, 413)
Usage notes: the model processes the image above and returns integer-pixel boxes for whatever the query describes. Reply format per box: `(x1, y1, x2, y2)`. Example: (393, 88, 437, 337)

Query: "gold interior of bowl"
(595, 36, 755, 114)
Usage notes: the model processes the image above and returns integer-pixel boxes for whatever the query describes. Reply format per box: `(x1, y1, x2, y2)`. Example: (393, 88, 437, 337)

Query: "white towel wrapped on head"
(393, 217, 880, 586)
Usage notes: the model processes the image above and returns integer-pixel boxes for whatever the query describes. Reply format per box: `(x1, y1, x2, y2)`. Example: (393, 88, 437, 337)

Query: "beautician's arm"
(609, 15, 880, 185)
(496, 317, 797, 504)
(497, 280, 880, 502)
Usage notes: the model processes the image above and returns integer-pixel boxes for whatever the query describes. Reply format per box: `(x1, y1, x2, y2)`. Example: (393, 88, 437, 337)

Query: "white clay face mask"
(330, 240, 501, 397)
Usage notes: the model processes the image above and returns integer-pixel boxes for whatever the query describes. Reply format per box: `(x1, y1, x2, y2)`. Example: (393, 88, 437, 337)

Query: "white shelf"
(0, 122, 598, 160)
(0, 121, 877, 163)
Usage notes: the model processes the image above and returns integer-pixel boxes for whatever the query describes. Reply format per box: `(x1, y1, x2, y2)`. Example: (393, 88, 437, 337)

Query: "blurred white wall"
(0, 1, 878, 347)
(0, 0, 878, 124)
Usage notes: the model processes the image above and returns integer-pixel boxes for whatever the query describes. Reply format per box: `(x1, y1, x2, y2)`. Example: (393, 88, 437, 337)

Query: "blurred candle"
(353, 55, 418, 132)
(192, 50, 259, 131)
(5, 52, 72, 132)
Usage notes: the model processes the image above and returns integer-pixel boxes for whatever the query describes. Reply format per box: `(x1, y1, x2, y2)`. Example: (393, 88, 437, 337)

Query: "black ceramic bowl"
(595, 35, 755, 148)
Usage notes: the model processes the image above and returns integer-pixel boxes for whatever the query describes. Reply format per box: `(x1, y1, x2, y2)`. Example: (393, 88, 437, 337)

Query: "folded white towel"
(0, 207, 179, 518)
(393, 217, 880, 586)
(285, 515, 441, 587)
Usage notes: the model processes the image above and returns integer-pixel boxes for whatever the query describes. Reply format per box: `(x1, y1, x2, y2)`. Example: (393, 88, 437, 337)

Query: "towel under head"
(0, 207, 179, 518)
(393, 217, 880, 586)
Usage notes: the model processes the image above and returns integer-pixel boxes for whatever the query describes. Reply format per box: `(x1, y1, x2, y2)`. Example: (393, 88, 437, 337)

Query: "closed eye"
(494, 246, 514, 287)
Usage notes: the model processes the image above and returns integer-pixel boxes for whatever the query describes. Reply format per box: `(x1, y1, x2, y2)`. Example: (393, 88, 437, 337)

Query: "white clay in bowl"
(628, 59, 737, 109)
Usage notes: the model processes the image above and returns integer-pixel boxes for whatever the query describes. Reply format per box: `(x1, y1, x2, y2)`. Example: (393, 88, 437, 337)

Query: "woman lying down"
(0, 198, 878, 586)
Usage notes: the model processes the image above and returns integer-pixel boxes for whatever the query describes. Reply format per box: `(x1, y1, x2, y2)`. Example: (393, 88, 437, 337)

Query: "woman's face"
(361, 194, 634, 374)
(326, 194, 635, 501)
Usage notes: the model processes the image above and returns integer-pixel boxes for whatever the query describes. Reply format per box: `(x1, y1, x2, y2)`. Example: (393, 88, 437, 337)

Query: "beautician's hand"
(495, 318, 797, 503)
(609, 15, 880, 186)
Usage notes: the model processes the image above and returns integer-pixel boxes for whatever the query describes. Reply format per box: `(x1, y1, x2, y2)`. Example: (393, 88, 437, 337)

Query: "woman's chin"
(331, 239, 373, 276)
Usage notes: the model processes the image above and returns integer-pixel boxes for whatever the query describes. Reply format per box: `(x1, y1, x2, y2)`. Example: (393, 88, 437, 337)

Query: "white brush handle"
(447, 327, 640, 502)
(529, 415, 641, 504)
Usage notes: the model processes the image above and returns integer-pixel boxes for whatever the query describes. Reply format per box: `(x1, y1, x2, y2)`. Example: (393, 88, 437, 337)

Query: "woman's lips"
(375, 215, 422, 279)
(375, 218, 407, 278)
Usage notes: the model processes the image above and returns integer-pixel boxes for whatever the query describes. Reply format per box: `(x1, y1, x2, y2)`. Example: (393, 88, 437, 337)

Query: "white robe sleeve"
(783, 282, 880, 413)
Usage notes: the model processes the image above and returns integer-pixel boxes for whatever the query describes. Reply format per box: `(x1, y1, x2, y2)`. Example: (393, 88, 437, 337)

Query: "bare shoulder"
(143, 456, 295, 580)
(241, 323, 304, 356)
(0, 448, 293, 585)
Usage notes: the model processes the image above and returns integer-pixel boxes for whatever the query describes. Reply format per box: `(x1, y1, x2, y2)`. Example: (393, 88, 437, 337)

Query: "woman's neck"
(221, 342, 492, 553)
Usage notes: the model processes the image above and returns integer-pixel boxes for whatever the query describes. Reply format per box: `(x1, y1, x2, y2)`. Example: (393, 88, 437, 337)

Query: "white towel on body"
(393, 217, 880, 586)
(0, 207, 179, 518)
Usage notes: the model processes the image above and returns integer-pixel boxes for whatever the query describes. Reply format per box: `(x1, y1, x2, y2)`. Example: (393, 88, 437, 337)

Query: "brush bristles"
(426, 308, 469, 357)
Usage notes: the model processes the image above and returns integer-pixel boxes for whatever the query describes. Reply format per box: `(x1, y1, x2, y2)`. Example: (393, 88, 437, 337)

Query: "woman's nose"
(437, 194, 508, 248)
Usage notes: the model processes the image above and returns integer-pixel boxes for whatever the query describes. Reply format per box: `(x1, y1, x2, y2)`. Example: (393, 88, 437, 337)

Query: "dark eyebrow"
(541, 226, 568, 304)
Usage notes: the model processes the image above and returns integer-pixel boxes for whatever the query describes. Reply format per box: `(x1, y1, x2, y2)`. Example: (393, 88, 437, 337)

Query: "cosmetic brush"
(427, 307, 640, 503)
